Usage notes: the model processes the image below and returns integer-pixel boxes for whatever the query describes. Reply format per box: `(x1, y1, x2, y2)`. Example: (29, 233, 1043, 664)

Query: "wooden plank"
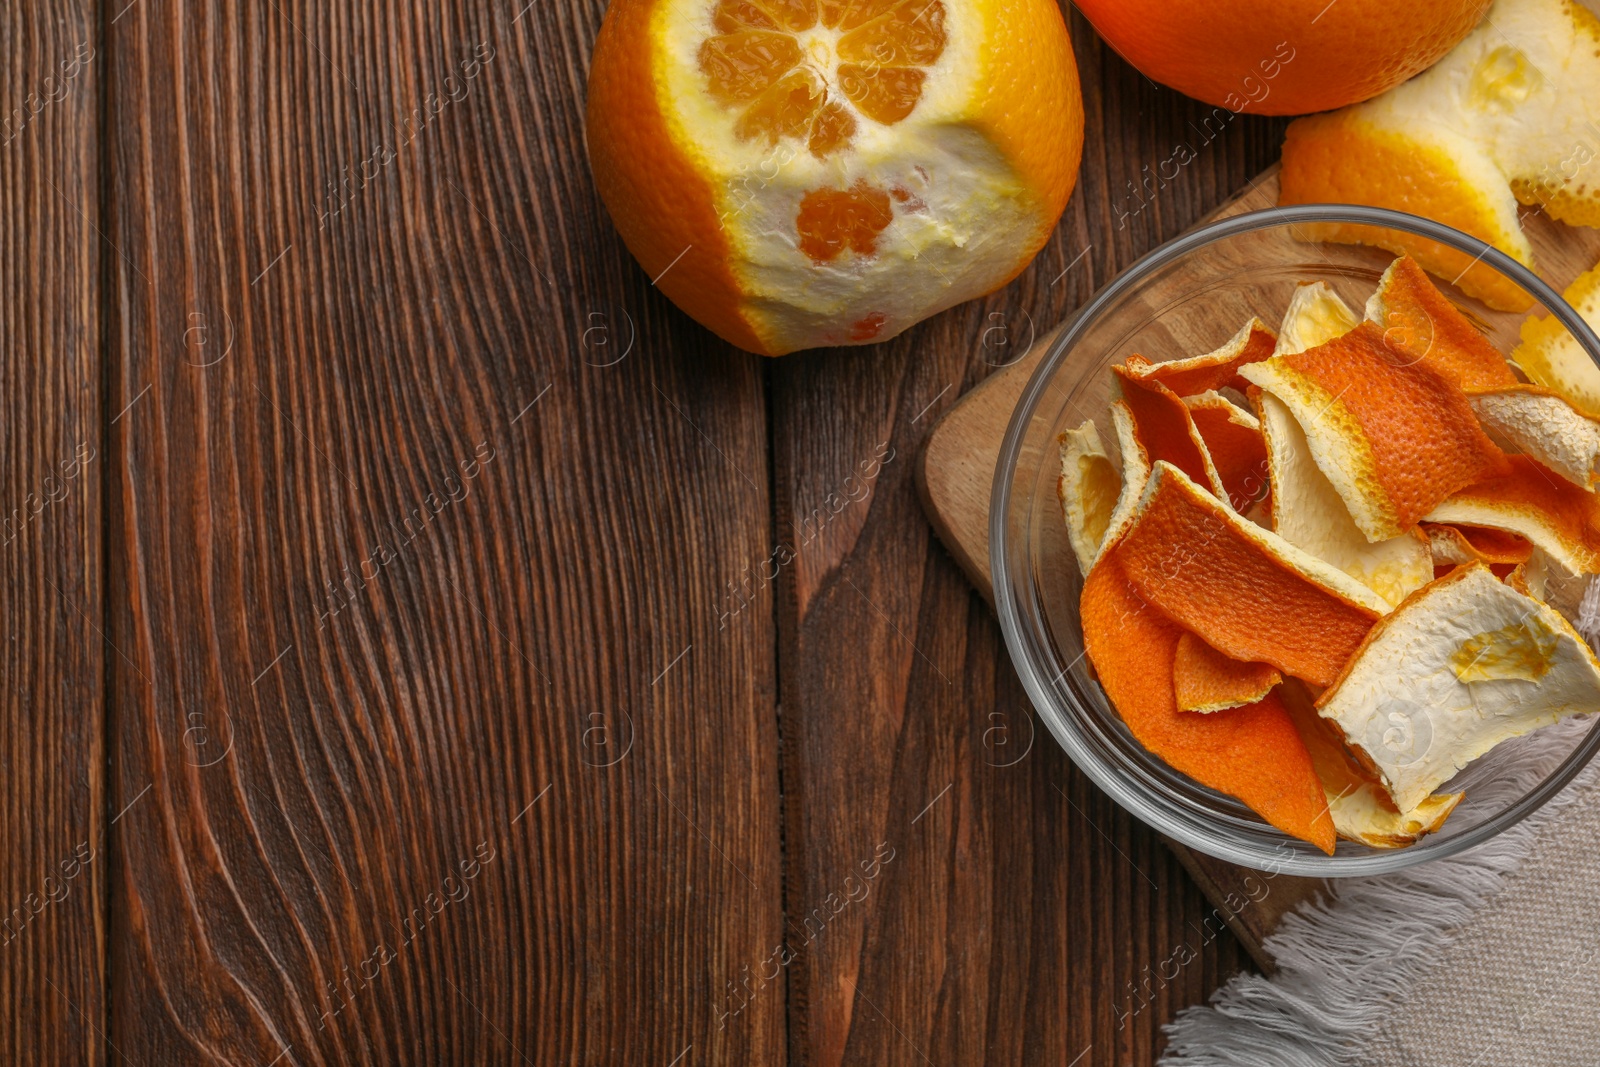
(771, 15, 1285, 1067)
(102, 2, 783, 1062)
(0, 5, 105, 1063)
(917, 168, 1600, 966)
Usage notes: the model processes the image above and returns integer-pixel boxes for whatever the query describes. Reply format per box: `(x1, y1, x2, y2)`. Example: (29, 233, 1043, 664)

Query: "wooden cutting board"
(915, 166, 1600, 968)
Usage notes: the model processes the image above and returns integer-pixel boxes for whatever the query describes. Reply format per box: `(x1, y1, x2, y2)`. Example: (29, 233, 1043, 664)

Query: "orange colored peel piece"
(1365, 256, 1519, 392)
(1240, 320, 1510, 541)
(1112, 366, 1225, 500)
(1186, 392, 1270, 512)
(1121, 319, 1278, 396)
(1420, 522, 1534, 567)
(1081, 551, 1335, 853)
(1173, 632, 1282, 714)
(1425, 455, 1600, 575)
(1114, 463, 1385, 688)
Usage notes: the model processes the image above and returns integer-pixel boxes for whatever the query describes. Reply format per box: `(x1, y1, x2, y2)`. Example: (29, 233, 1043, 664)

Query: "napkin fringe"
(1159, 718, 1595, 1067)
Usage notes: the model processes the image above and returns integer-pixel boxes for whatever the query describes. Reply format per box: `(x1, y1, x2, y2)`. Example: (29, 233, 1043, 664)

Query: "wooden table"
(6, 2, 1289, 1062)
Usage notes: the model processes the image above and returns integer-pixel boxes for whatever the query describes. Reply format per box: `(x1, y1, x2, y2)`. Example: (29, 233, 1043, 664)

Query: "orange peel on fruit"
(1240, 320, 1510, 542)
(1184, 392, 1270, 513)
(1425, 454, 1600, 574)
(1172, 632, 1282, 714)
(1512, 262, 1600, 419)
(1057, 421, 1122, 578)
(1080, 550, 1335, 852)
(1111, 462, 1388, 688)
(1278, 678, 1461, 849)
(1364, 256, 1520, 392)
(1120, 319, 1277, 396)
(1279, 0, 1600, 312)
(1467, 384, 1600, 491)
(1317, 563, 1600, 812)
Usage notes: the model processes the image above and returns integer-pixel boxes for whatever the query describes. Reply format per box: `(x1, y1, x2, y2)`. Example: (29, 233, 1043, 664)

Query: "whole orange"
(586, 0, 1084, 355)
(1072, 0, 1493, 116)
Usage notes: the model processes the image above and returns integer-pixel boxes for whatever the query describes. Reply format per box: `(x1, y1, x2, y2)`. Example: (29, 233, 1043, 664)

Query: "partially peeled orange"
(586, 0, 1084, 354)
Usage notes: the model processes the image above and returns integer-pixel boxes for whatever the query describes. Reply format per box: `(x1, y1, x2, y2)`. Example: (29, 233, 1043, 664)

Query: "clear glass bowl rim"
(990, 203, 1600, 876)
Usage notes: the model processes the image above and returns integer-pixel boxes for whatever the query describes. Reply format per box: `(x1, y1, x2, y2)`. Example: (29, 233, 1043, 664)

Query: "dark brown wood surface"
(1, 1, 1306, 1063)
(1, 3, 105, 1063)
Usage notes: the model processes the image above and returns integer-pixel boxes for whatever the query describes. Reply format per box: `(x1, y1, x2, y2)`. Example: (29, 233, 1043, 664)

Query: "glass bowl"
(991, 204, 1600, 876)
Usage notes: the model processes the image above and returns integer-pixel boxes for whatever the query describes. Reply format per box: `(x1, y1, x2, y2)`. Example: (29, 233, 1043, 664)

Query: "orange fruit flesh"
(1115, 465, 1381, 689)
(1173, 632, 1283, 714)
(1081, 552, 1335, 853)
(1279, 321, 1510, 532)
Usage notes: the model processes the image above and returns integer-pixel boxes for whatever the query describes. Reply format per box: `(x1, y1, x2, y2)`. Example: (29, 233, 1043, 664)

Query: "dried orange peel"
(1317, 563, 1600, 811)
(1185, 392, 1270, 513)
(1081, 551, 1335, 853)
(1172, 632, 1282, 714)
(1274, 282, 1360, 358)
(1278, 679, 1461, 848)
(1422, 522, 1535, 567)
(1112, 365, 1228, 501)
(1467, 384, 1600, 491)
(1240, 320, 1510, 541)
(1057, 421, 1122, 577)
(1111, 462, 1387, 688)
(1121, 319, 1277, 396)
(1425, 454, 1600, 574)
(1365, 256, 1520, 392)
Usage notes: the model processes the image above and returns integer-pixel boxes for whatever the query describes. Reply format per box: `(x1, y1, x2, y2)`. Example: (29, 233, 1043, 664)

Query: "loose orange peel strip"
(1421, 522, 1534, 567)
(1185, 392, 1269, 513)
(1467, 384, 1600, 492)
(1081, 550, 1335, 853)
(1274, 282, 1359, 358)
(1120, 318, 1278, 396)
(1277, 678, 1461, 849)
(1057, 421, 1122, 578)
(1173, 632, 1282, 714)
(1425, 454, 1600, 575)
(1240, 320, 1510, 542)
(1112, 365, 1226, 500)
(1364, 256, 1519, 392)
(1098, 399, 1152, 565)
(1112, 462, 1387, 688)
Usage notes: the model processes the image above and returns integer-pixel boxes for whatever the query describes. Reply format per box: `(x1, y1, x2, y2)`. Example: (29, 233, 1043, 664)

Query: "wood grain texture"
(770, 14, 1291, 1067)
(103, 1, 782, 1062)
(0, 4, 105, 1063)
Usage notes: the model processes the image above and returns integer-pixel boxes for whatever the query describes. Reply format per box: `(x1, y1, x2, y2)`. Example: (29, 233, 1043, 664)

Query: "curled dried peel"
(1278, 679, 1461, 848)
(1185, 392, 1269, 512)
(1256, 389, 1433, 607)
(1365, 256, 1519, 393)
(1512, 263, 1600, 419)
(1422, 522, 1534, 566)
(1274, 282, 1359, 358)
(1112, 365, 1227, 500)
(1113, 462, 1387, 689)
(1098, 400, 1152, 565)
(1240, 321, 1510, 542)
(1057, 421, 1121, 578)
(1425, 454, 1600, 574)
(1173, 632, 1282, 714)
(1467, 384, 1600, 491)
(1317, 563, 1600, 812)
(1080, 551, 1335, 852)
(1122, 318, 1277, 395)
